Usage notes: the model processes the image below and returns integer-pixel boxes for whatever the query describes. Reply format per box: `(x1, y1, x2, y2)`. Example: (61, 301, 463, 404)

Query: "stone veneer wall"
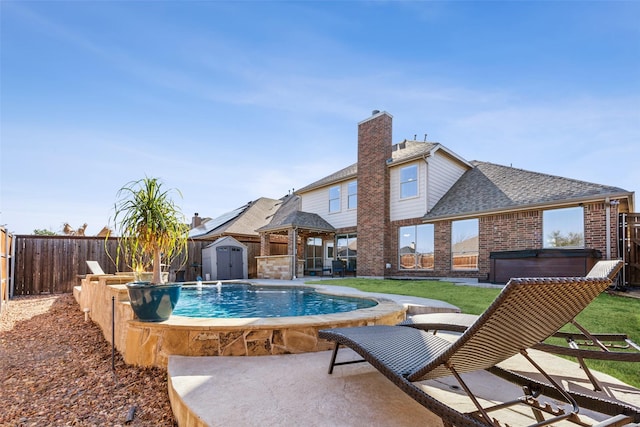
(76, 275, 135, 349)
(74, 278, 406, 368)
(256, 255, 303, 280)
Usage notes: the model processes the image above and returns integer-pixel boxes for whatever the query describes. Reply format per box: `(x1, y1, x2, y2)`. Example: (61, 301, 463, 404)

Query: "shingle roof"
(257, 194, 335, 233)
(221, 197, 281, 235)
(189, 197, 280, 238)
(295, 140, 450, 193)
(296, 163, 357, 194)
(390, 140, 439, 165)
(424, 161, 630, 220)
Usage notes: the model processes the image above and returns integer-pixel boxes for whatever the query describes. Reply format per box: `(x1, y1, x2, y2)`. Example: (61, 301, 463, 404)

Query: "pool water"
(172, 283, 377, 318)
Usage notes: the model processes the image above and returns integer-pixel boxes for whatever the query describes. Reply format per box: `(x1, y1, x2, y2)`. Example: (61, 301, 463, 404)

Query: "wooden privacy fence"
(1, 227, 14, 311)
(12, 236, 218, 295)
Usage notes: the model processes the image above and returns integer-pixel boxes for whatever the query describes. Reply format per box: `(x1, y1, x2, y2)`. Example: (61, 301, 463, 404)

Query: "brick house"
(255, 111, 635, 282)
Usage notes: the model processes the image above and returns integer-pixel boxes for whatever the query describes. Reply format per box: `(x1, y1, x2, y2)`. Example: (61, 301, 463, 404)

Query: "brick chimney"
(356, 110, 393, 277)
(191, 213, 202, 228)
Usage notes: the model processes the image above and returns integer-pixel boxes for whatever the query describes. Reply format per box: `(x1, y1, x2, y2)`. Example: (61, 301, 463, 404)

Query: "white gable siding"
(428, 151, 468, 211)
(389, 153, 469, 221)
(390, 160, 426, 221)
(300, 180, 357, 229)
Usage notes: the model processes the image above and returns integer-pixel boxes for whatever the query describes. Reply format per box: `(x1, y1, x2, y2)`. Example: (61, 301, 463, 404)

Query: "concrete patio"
(168, 345, 640, 426)
(165, 280, 640, 426)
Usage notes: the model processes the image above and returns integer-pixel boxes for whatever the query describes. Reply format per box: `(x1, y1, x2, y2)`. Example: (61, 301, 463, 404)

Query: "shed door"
(216, 246, 243, 280)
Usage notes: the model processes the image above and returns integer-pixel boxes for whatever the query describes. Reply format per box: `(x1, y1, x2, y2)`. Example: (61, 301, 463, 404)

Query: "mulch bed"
(0, 294, 176, 426)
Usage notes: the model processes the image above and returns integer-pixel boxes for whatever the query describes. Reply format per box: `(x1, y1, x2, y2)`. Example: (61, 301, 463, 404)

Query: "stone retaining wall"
(74, 278, 406, 368)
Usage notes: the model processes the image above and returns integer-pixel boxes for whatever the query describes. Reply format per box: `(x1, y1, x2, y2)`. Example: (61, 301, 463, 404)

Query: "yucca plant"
(111, 177, 189, 284)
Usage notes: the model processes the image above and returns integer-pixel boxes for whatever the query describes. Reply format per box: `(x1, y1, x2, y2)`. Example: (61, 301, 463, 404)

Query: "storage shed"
(202, 236, 248, 281)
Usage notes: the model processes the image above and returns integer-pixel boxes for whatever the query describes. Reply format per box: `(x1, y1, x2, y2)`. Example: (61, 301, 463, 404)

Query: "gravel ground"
(0, 294, 176, 426)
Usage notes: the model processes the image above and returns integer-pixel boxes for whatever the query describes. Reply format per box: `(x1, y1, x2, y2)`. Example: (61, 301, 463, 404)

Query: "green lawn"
(309, 278, 640, 388)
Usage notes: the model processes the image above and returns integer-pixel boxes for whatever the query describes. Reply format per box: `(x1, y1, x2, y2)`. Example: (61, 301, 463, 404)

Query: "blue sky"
(1, 1, 639, 235)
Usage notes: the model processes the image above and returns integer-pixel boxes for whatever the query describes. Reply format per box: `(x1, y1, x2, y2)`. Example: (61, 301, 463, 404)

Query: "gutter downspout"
(605, 198, 611, 259)
(423, 154, 430, 213)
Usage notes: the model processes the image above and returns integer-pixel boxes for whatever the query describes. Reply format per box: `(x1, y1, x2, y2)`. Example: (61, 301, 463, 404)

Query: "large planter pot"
(126, 282, 182, 322)
(134, 271, 169, 282)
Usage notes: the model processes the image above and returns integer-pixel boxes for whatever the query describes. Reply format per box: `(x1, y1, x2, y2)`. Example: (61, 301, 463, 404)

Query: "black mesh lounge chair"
(319, 277, 640, 427)
(400, 260, 640, 391)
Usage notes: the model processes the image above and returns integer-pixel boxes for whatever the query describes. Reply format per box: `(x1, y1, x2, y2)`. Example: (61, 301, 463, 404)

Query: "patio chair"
(86, 260, 106, 275)
(319, 276, 640, 427)
(400, 259, 640, 391)
(331, 260, 346, 278)
(83, 260, 134, 284)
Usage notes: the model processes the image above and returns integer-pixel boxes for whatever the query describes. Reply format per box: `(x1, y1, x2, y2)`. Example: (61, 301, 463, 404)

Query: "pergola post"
(260, 232, 271, 256)
(288, 228, 297, 279)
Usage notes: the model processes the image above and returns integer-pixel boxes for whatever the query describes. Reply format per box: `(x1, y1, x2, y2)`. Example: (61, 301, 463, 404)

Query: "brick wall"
(385, 201, 619, 280)
(475, 202, 618, 279)
(260, 233, 271, 256)
(584, 201, 619, 259)
(433, 220, 453, 276)
(477, 210, 542, 280)
(356, 111, 392, 276)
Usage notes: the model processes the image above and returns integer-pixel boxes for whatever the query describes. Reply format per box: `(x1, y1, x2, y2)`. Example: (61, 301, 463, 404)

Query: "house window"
(325, 241, 334, 260)
(347, 181, 357, 209)
(306, 237, 323, 271)
(543, 207, 584, 248)
(400, 164, 418, 199)
(451, 218, 478, 270)
(336, 234, 357, 272)
(399, 224, 434, 270)
(329, 186, 340, 213)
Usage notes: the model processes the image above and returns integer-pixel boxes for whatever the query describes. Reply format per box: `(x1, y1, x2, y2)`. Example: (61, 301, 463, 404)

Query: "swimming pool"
(78, 277, 408, 367)
(172, 282, 377, 318)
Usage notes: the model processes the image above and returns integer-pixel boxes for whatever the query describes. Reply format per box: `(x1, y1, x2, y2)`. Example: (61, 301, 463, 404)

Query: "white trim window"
(400, 164, 418, 199)
(399, 224, 434, 270)
(329, 185, 340, 213)
(543, 207, 584, 248)
(451, 218, 479, 270)
(347, 181, 357, 210)
(336, 234, 357, 272)
(306, 237, 323, 270)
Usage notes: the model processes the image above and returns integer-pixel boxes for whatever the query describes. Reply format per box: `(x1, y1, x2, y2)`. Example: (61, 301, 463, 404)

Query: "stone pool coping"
(76, 277, 458, 368)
